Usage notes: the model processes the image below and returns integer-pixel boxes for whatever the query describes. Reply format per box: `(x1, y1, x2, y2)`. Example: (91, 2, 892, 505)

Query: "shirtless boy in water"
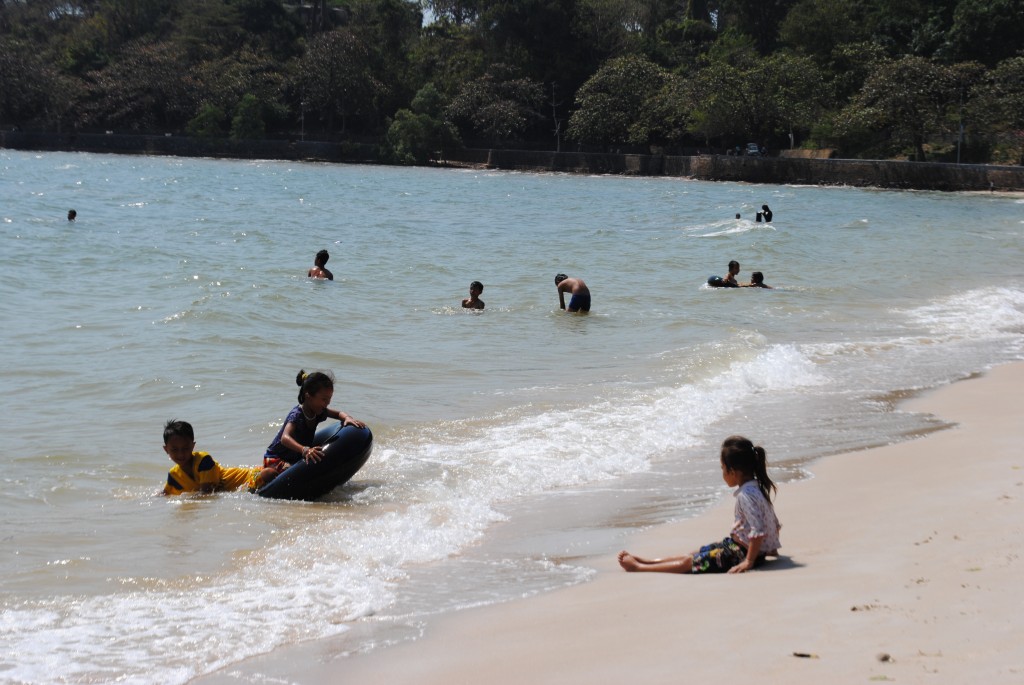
(308, 249, 334, 280)
(462, 281, 485, 309)
(721, 260, 741, 287)
(555, 274, 591, 313)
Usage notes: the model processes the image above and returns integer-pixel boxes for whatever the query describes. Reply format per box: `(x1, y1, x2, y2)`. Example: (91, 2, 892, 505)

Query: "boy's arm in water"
(556, 280, 570, 309)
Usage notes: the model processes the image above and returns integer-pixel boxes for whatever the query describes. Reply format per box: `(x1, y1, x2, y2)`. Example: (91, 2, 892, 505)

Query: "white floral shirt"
(731, 480, 781, 553)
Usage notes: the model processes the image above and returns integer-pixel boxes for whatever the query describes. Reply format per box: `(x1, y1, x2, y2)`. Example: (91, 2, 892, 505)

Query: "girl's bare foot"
(618, 551, 642, 572)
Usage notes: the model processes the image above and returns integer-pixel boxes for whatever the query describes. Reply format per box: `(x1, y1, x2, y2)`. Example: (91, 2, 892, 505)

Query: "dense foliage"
(2, 0, 1022, 162)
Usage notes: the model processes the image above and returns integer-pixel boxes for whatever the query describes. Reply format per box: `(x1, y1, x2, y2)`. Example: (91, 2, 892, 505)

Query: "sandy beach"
(200, 362, 1024, 685)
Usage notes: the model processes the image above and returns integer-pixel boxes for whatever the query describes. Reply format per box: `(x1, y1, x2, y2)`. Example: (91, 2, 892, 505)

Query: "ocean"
(1, 150, 1022, 684)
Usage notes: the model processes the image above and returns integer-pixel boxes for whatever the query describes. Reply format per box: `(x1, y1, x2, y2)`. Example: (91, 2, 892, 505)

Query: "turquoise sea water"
(1, 150, 1023, 684)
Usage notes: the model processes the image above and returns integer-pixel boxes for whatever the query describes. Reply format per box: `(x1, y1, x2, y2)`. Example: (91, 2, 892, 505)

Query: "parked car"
(745, 143, 762, 156)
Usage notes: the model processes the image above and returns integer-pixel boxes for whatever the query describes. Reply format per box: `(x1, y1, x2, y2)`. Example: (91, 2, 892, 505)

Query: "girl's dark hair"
(721, 435, 776, 501)
(295, 369, 334, 403)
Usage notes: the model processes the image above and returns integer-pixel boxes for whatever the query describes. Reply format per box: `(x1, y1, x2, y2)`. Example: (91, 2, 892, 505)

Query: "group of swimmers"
(460, 275, 592, 312)
(306, 250, 595, 313)
(709, 260, 773, 289)
(734, 204, 773, 223)
(161, 321, 782, 578)
(165, 235, 783, 576)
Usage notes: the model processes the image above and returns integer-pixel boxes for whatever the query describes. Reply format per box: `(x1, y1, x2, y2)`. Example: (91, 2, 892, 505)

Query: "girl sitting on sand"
(618, 435, 781, 574)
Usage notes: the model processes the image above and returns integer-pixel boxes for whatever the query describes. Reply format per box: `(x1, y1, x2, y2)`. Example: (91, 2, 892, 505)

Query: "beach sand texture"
(201, 362, 1024, 684)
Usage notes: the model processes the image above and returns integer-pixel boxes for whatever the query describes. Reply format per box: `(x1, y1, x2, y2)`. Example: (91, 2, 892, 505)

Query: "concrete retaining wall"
(3, 132, 1021, 191)
(457, 149, 1023, 191)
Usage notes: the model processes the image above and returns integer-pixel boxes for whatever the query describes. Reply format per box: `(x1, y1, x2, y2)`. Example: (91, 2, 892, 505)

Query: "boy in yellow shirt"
(162, 419, 273, 495)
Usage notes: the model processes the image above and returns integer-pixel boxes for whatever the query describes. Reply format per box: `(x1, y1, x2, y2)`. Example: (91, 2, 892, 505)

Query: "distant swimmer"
(555, 273, 591, 313)
(67, 209, 77, 221)
(462, 280, 485, 310)
(308, 249, 334, 280)
(757, 204, 772, 222)
(735, 213, 741, 220)
(744, 271, 773, 289)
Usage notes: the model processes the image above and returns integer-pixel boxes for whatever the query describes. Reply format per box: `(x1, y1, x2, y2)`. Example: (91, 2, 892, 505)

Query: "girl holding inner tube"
(262, 369, 366, 476)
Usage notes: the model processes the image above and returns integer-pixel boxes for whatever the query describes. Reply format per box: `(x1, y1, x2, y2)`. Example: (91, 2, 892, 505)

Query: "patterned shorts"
(691, 537, 747, 574)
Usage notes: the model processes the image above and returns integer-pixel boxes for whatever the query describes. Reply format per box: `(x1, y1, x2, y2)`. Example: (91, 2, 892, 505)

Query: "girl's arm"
(280, 422, 323, 462)
(327, 408, 366, 428)
(729, 536, 763, 574)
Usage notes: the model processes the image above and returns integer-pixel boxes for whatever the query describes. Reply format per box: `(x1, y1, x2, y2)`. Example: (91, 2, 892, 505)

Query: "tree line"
(2, 0, 1022, 164)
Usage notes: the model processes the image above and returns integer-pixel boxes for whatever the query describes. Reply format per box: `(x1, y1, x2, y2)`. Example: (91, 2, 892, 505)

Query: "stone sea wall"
(463, 148, 1024, 191)
(3, 131, 1022, 191)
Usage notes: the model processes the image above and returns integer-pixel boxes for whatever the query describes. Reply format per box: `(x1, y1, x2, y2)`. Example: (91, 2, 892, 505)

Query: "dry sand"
(200, 362, 1024, 684)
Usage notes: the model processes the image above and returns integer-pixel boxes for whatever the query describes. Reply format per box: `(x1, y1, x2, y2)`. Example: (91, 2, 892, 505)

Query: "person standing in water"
(555, 274, 591, 313)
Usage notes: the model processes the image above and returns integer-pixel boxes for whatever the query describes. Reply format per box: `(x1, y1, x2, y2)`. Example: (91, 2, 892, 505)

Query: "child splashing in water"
(618, 435, 781, 574)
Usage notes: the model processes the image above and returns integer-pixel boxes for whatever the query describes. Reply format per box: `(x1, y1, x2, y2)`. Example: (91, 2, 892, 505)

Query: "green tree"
(296, 28, 383, 134)
(716, 0, 797, 54)
(963, 57, 1024, 162)
(567, 54, 670, 146)
(187, 102, 227, 137)
(384, 82, 461, 164)
(684, 58, 756, 145)
(422, 0, 482, 26)
(967, 57, 1024, 131)
(0, 37, 58, 126)
(446, 64, 543, 141)
(345, 0, 424, 130)
(188, 48, 289, 131)
(409, 20, 488, 102)
(759, 52, 830, 146)
(946, 0, 1024, 66)
(827, 40, 887, 103)
(835, 55, 958, 160)
(77, 40, 192, 131)
(861, 0, 958, 59)
(778, 0, 868, 62)
(231, 93, 265, 139)
(644, 73, 694, 145)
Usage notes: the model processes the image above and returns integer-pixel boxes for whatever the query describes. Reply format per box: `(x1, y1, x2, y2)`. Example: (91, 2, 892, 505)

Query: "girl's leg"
(618, 550, 693, 573)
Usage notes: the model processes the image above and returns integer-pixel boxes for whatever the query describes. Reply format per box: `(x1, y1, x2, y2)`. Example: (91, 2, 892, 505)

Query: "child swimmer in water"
(162, 420, 276, 495)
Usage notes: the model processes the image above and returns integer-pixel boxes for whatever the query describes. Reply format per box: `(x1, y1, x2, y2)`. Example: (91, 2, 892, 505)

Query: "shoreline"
(4, 133, 1024, 191)
(196, 361, 1024, 684)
